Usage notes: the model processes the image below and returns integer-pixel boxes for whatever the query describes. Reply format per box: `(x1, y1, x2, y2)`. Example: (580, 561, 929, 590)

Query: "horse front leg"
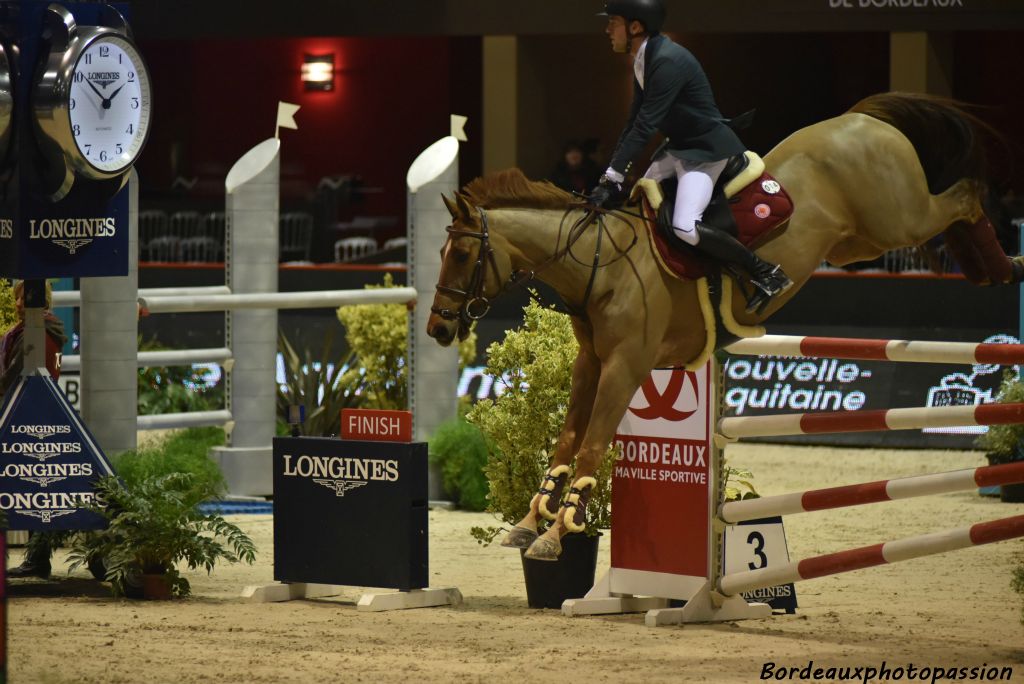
(500, 329, 601, 549)
(524, 351, 648, 560)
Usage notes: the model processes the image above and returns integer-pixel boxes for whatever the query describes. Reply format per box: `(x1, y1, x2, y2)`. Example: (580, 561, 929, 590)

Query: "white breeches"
(643, 156, 728, 246)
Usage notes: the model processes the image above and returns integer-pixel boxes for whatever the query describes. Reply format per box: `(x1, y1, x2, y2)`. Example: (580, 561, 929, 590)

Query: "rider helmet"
(597, 0, 665, 34)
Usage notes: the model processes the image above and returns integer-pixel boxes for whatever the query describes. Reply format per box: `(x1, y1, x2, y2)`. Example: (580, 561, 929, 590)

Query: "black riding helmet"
(597, 0, 665, 34)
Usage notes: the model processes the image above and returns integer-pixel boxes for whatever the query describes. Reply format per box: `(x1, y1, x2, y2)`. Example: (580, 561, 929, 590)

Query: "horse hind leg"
(944, 217, 1023, 286)
(932, 178, 1023, 286)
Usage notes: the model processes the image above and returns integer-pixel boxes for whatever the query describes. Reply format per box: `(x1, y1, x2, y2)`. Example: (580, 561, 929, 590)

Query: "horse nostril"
(430, 324, 450, 340)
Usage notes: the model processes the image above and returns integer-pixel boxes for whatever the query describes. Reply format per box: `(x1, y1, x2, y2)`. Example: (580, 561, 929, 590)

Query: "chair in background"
(280, 212, 314, 262)
(382, 236, 407, 251)
(199, 212, 226, 260)
(334, 236, 378, 262)
(138, 209, 169, 261)
(169, 210, 202, 240)
(146, 235, 181, 262)
(180, 236, 221, 263)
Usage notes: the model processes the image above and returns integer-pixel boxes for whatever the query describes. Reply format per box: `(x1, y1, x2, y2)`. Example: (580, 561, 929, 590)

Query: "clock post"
(0, 1, 150, 521)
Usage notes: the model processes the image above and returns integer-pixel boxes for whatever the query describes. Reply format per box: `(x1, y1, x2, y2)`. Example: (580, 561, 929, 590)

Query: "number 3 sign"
(723, 516, 799, 613)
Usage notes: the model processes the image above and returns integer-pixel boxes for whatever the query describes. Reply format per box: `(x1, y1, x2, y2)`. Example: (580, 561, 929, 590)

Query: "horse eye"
(454, 250, 470, 264)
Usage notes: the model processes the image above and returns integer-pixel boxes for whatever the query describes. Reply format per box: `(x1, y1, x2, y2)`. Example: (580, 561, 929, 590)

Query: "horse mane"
(848, 92, 998, 195)
(459, 168, 573, 210)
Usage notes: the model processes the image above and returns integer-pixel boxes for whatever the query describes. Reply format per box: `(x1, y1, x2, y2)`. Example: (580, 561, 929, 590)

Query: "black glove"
(588, 176, 623, 209)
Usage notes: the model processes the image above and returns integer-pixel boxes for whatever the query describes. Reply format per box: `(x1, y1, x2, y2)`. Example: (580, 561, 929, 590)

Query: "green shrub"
(335, 274, 477, 410)
(137, 338, 224, 415)
(429, 417, 490, 511)
(276, 329, 363, 437)
(467, 299, 613, 542)
(0, 279, 16, 333)
(111, 427, 227, 499)
(976, 371, 1024, 464)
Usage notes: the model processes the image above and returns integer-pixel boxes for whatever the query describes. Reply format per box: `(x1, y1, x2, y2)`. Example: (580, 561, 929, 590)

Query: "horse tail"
(848, 92, 997, 195)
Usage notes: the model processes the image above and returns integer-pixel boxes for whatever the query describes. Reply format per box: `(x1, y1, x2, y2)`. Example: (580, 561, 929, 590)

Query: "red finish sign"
(341, 409, 413, 443)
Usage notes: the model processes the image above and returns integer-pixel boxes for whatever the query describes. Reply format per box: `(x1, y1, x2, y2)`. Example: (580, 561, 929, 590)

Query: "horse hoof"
(524, 536, 561, 561)
(500, 525, 538, 549)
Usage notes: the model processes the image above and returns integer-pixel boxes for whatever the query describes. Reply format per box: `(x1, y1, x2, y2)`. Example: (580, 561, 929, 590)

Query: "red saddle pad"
(644, 172, 794, 280)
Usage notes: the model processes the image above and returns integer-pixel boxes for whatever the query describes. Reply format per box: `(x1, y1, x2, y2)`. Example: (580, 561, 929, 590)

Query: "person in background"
(1, 280, 68, 579)
(550, 140, 602, 196)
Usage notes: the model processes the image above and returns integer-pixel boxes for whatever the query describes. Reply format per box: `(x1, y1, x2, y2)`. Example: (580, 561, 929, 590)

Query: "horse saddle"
(630, 151, 794, 280)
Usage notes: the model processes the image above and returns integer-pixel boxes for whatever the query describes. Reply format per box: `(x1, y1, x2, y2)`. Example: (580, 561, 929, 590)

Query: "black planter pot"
(519, 532, 601, 609)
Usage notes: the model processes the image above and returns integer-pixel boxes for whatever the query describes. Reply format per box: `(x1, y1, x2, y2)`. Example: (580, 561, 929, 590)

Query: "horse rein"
(431, 204, 640, 327)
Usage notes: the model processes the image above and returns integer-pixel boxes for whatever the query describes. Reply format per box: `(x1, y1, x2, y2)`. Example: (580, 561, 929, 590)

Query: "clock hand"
(106, 83, 127, 103)
(84, 78, 108, 106)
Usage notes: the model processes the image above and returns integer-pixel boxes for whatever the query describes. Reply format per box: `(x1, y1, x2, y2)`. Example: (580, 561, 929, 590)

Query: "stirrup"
(537, 465, 570, 521)
(561, 477, 597, 533)
(745, 266, 792, 314)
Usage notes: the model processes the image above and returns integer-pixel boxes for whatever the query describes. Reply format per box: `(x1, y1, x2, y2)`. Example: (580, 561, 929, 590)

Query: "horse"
(426, 92, 1024, 561)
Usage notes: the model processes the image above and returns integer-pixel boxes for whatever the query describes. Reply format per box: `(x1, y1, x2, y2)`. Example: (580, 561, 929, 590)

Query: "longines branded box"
(272, 436, 428, 592)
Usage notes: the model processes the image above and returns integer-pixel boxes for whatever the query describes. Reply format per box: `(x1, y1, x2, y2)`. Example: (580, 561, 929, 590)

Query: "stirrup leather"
(537, 465, 571, 521)
(561, 477, 597, 533)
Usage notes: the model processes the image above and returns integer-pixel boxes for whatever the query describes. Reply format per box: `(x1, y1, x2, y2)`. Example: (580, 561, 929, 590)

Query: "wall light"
(301, 53, 334, 91)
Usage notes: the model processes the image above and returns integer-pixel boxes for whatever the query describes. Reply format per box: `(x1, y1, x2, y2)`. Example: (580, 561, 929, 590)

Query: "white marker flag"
(276, 102, 301, 138)
(450, 114, 468, 142)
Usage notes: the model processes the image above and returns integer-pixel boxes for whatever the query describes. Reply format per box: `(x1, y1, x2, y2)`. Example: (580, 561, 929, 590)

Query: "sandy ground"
(8, 443, 1024, 684)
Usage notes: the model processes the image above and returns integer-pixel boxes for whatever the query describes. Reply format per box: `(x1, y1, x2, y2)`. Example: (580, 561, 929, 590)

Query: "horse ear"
(442, 194, 458, 219)
(455, 193, 475, 221)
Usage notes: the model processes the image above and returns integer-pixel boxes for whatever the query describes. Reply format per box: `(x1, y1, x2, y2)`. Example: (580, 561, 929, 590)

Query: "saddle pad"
(643, 172, 795, 281)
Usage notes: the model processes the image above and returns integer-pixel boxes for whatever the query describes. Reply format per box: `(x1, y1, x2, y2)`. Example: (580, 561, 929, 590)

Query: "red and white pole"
(719, 514, 1024, 596)
(718, 402, 1024, 439)
(720, 461, 1024, 524)
(725, 334, 1024, 366)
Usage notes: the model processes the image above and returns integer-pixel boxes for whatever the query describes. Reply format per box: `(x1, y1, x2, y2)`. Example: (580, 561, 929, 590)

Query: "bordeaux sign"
(0, 375, 116, 530)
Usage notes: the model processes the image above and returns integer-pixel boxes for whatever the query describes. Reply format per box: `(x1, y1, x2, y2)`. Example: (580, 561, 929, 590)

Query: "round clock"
(33, 4, 152, 201)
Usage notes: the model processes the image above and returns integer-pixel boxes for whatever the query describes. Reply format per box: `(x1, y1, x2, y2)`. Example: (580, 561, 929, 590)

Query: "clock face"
(67, 34, 151, 175)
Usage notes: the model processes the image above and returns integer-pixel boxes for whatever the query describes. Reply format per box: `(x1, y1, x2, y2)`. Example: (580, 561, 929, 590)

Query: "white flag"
(450, 114, 468, 142)
(276, 101, 300, 138)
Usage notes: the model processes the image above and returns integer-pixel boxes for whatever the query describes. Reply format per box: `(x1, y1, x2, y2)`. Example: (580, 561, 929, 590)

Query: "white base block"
(357, 587, 463, 612)
(562, 572, 771, 626)
(241, 582, 347, 603)
(210, 446, 272, 497)
(645, 582, 772, 626)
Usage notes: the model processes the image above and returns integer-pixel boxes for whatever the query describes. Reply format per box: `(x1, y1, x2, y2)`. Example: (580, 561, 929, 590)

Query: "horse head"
(427, 192, 512, 346)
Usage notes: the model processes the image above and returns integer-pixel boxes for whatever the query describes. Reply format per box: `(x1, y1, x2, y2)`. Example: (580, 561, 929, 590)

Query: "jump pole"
(718, 402, 1024, 439)
(719, 514, 1024, 596)
(721, 460, 1024, 523)
(725, 334, 1024, 366)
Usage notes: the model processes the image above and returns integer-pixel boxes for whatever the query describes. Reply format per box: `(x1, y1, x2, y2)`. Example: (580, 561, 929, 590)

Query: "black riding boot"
(692, 222, 793, 314)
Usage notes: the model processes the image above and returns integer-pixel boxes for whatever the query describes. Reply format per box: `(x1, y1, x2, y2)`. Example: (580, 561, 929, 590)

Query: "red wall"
(137, 36, 482, 221)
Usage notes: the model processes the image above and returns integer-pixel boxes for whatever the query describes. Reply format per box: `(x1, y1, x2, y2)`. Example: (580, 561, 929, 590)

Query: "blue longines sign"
(0, 374, 116, 530)
(0, 1, 130, 279)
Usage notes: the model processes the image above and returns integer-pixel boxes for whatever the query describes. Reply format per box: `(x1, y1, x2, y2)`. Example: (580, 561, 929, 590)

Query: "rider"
(589, 0, 792, 313)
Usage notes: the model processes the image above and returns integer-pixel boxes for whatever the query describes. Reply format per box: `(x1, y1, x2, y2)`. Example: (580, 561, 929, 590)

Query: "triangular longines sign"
(0, 372, 116, 530)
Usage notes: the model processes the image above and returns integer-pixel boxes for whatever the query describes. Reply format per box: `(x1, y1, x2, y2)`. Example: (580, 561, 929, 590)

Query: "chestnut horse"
(427, 93, 1023, 560)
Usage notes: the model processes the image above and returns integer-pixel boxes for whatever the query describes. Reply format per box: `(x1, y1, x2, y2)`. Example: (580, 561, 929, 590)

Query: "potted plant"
(976, 371, 1024, 503)
(68, 472, 256, 599)
(467, 299, 614, 608)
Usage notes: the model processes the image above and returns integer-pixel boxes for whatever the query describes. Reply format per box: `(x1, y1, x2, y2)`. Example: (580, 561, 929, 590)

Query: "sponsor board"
(0, 375, 115, 530)
(273, 436, 428, 591)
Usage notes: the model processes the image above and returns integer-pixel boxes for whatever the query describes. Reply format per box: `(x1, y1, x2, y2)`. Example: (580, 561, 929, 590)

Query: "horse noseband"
(431, 207, 502, 327)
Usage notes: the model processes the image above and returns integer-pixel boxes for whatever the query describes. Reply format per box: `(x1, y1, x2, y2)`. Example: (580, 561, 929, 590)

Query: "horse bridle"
(431, 209, 503, 330)
(431, 204, 640, 328)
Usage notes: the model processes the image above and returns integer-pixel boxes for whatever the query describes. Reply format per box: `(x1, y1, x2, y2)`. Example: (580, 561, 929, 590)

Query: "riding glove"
(589, 176, 624, 209)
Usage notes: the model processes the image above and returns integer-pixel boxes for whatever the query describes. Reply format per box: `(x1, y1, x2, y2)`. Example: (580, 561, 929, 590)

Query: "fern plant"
(68, 473, 256, 598)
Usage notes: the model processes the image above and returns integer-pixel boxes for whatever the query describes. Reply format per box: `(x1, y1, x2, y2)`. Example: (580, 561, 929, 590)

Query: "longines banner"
(273, 436, 428, 592)
(0, 374, 116, 531)
(0, 179, 130, 279)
